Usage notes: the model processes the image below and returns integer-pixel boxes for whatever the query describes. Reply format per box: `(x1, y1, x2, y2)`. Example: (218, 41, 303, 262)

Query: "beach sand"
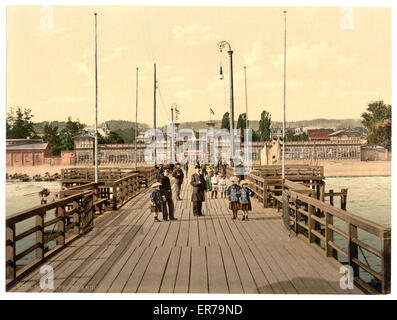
(6, 160, 391, 177)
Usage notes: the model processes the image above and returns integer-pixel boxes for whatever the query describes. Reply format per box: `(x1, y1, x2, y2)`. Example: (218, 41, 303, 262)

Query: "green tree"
(221, 112, 230, 131)
(43, 123, 62, 156)
(258, 110, 271, 141)
(59, 117, 86, 150)
(361, 100, 391, 150)
(6, 107, 36, 139)
(237, 113, 247, 141)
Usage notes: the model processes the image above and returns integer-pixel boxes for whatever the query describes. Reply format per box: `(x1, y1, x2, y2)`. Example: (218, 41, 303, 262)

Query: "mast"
(94, 13, 98, 183)
(244, 66, 249, 130)
(154, 63, 157, 165)
(135, 67, 138, 171)
(282, 10, 287, 190)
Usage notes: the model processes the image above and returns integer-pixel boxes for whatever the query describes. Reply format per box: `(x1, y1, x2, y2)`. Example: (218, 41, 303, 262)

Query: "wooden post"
(381, 229, 391, 294)
(36, 213, 44, 260)
(73, 200, 80, 235)
(341, 188, 347, 210)
(329, 189, 334, 206)
(6, 224, 16, 280)
(57, 206, 66, 246)
(320, 181, 325, 202)
(308, 204, 315, 243)
(348, 224, 359, 278)
(325, 212, 337, 258)
(263, 181, 268, 208)
(112, 183, 118, 210)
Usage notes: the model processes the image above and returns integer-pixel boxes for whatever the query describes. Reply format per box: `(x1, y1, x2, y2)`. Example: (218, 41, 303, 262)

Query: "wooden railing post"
(341, 188, 347, 210)
(325, 212, 337, 258)
(6, 224, 16, 281)
(329, 189, 334, 206)
(263, 181, 268, 208)
(73, 200, 80, 235)
(57, 205, 66, 246)
(381, 229, 391, 294)
(348, 223, 359, 278)
(36, 213, 44, 260)
(112, 183, 118, 210)
(308, 204, 315, 243)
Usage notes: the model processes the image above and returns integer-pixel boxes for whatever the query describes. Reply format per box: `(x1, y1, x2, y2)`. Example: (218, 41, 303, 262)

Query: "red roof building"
(307, 129, 334, 141)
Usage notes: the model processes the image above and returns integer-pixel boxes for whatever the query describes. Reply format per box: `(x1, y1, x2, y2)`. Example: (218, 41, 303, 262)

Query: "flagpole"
(135, 67, 138, 172)
(94, 12, 98, 184)
(282, 10, 287, 191)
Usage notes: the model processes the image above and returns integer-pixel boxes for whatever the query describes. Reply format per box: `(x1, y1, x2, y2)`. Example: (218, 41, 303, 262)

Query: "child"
(226, 176, 241, 220)
(218, 175, 227, 198)
(211, 172, 219, 199)
(150, 182, 163, 222)
(238, 180, 255, 221)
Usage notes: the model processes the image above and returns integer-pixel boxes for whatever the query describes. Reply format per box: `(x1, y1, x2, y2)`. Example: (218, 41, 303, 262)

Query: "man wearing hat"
(190, 165, 207, 216)
(172, 163, 184, 201)
(160, 169, 177, 221)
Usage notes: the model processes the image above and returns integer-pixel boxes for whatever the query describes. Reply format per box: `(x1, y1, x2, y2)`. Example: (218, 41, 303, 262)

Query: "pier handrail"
(6, 191, 95, 288)
(284, 189, 391, 294)
(246, 173, 391, 294)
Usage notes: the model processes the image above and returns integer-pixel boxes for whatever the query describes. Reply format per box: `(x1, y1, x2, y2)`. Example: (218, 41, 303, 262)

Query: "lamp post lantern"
(218, 40, 235, 166)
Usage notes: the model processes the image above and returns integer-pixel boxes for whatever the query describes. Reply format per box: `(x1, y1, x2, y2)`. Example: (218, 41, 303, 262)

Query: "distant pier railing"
(6, 191, 94, 288)
(6, 166, 157, 290)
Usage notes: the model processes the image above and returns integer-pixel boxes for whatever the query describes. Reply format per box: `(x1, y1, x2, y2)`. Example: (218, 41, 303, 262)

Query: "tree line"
(221, 110, 308, 142)
(6, 107, 127, 156)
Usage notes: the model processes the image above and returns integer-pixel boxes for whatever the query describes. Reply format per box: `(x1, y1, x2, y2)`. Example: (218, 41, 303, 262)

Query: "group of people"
(150, 161, 255, 222)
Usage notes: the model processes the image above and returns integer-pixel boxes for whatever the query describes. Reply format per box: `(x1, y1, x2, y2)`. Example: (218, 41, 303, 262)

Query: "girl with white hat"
(238, 180, 255, 221)
(226, 176, 241, 220)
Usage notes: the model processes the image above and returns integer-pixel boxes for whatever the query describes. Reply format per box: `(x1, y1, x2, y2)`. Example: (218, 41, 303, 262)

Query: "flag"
(175, 108, 180, 120)
(210, 107, 215, 115)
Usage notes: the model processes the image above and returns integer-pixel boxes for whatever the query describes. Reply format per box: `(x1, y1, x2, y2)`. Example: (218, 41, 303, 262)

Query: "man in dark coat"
(172, 163, 184, 200)
(156, 164, 164, 182)
(160, 169, 177, 221)
(190, 165, 207, 216)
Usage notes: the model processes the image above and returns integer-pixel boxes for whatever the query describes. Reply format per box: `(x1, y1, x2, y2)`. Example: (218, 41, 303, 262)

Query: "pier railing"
(6, 191, 95, 288)
(246, 173, 391, 294)
(285, 190, 391, 294)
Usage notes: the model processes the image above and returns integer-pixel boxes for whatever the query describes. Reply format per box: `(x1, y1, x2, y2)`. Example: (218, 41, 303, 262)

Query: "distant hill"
(33, 121, 68, 134)
(33, 118, 365, 134)
(105, 120, 149, 131)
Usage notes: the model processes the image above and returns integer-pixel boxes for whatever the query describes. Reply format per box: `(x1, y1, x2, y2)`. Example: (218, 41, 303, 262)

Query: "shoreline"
(5, 160, 391, 178)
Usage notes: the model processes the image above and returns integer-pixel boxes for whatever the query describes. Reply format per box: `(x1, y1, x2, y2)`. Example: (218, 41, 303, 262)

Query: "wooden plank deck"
(10, 176, 363, 294)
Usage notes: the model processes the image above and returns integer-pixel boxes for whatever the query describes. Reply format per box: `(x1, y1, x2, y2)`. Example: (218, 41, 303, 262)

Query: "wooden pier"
(6, 165, 390, 294)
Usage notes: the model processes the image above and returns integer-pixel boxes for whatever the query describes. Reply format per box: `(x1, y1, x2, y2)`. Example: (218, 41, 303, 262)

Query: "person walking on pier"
(238, 180, 255, 221)
(150, 182, 162, 222)
(206, 169, 213, 195)
(156, 164, 164, 182)
(227, 176, 241, 220)
(172, 163, 184, 201)
(184, 161, 189, 178)
(210, 172, 219, 199)
(218, 175, 227, 198)
(191, 165, 207, 216)
(160, 169, 177, 221)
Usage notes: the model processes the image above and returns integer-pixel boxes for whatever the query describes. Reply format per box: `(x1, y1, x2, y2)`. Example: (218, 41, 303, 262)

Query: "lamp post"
(218, 40, 235, 166)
